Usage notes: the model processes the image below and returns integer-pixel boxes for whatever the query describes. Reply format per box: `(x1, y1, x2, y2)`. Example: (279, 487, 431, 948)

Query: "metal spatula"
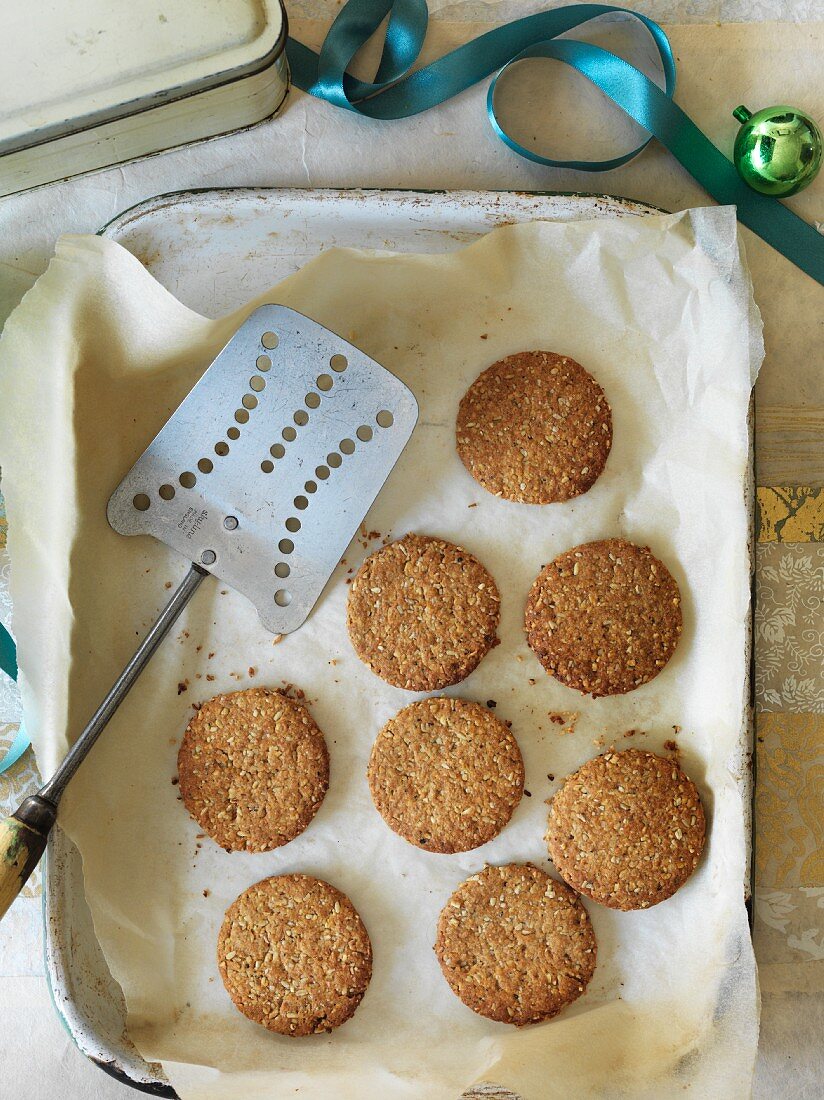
(0, 305, 417, 917)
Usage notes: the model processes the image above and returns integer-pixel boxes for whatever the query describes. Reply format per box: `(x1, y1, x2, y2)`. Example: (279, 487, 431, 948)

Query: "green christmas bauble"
(732, 104, 822, 197)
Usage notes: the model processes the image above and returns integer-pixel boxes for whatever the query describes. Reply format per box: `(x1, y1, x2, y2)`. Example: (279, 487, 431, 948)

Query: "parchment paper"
(0, 207, 762, 1098)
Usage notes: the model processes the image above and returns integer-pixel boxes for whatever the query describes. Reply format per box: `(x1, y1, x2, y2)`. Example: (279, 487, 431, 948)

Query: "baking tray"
(41, 187, 755, 1096)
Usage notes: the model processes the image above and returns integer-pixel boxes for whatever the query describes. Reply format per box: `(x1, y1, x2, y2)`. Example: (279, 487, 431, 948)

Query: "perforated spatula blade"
(108, 303, 418, 632)
(0, 305, 417, 918)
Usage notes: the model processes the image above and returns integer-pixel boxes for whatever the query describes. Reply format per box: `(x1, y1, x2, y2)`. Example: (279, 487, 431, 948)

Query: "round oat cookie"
(218, 874, 372, 1036)
(177, 687, 329, 852)
(435, 863, 596, 1026)
(525, 538, 682, 697)
(546, 748, 706, 910)
(367, 697, 524, 853)
(347, 534, 501, 691)
(456, 351, 612, 504)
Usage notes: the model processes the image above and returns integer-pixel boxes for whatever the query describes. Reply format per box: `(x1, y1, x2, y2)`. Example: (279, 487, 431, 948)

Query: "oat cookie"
(546, 748, 706, 910)
(456, 351, 612, 504)
(435, 863, 596, 1025)
(178, 688, 329, 852)
(347, 534, 501, 691)
(218, 874, 372, 1035)
(367, 697, 524, 853)
(525, 538, 682, 696)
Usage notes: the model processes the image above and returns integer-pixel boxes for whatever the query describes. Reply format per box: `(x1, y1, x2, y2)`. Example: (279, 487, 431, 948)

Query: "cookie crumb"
(548, 711, 578, 735)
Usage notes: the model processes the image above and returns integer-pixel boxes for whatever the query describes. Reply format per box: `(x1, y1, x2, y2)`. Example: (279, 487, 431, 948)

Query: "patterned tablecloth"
(753, 487, 824, 1056)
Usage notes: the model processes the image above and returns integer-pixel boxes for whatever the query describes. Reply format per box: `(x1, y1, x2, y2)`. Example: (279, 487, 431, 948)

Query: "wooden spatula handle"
(0, 796, 56, 918)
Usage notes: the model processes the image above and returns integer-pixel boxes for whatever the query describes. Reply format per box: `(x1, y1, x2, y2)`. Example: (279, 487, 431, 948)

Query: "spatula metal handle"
(0, 563, 207, 919)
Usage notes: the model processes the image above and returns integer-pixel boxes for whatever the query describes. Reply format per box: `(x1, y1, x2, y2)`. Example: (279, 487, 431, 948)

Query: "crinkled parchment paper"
(0, 208, 761, 1098)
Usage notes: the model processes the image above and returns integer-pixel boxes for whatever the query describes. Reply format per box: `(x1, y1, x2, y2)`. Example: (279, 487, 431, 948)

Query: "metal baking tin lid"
(1, 0, 286, 156)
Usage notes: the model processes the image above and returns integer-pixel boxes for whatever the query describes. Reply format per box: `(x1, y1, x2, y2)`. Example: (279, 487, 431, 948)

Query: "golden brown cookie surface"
(177, 688, 329, 852)
(546, 748, 706, 910)
(367, 697, 524, 853)
(347, 534, 501, 691)
(435, 863, 596, 1026)
(217, 874, 372, 1036)
(525, 538, 682, 697)
(456, 351, 612, 504)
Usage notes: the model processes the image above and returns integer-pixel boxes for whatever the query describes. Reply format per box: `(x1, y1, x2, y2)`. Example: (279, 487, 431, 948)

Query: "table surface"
(0, 4, 822, 1097)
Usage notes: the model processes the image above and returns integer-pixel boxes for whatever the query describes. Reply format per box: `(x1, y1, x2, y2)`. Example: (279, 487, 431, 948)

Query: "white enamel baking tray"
(42, 188, 754, 1096)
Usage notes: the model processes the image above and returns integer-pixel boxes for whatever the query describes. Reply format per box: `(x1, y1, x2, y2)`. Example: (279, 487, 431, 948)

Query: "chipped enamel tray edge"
(42, 188, 755, 1096)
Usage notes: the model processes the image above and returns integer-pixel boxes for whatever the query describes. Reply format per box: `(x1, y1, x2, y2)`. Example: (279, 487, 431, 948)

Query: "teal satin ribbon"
(0, 623, 29, 774)
(287, 2, 824, 285)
